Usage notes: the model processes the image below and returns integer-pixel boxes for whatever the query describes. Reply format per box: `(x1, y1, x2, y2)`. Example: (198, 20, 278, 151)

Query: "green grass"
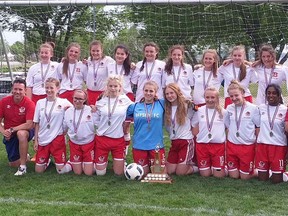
(0, 132, 288, 216)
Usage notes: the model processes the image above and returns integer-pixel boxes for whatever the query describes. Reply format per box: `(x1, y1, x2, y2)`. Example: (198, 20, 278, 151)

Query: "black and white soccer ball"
(124, 163, 144, 180)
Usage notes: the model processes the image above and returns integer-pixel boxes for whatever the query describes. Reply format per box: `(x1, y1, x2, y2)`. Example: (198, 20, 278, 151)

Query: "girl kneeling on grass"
(224, 80, 260, 180)
(33, 77, 73, 174)
(164, 83, 198, 175)
(256, 84, 288, 184)
(192, 87, 226, 178)
(94, 75, 133, 176)
(63, 90, 96, 176)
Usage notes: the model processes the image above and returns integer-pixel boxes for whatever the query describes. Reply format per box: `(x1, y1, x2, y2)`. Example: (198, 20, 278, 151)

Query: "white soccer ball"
(124, 163, 144, 180)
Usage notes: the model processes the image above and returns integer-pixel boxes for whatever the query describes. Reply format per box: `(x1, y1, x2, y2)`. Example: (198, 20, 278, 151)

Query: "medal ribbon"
(68, 63, 77, 87)
(144, 102, 155, 126)
(205, 107, 217, 133)
(145, 61, 155, 80)
(264, 66, 275, 86)
(73, 107, 85, 134)
(172, 66, 182, 83)
(232, 64, 239, 81)
(267, 104, 279, 131)
(93, 60, 101, 82)
(235, 103, 245, 132)
(203, 68, 213, 90)
(115, 64, 124, 76)
(41, 63, 50, 86)
(108, 96, 119, 123)
(44, 98, 57, 124)
(171, 107, 177, 133)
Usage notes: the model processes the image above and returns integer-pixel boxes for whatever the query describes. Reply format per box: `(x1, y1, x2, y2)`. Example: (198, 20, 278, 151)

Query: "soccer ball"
(124, 163, 144, 180)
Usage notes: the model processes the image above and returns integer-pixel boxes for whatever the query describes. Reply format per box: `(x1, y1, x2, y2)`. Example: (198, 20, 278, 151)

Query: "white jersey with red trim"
(131, 59, 165, 102)
(257, 104, 287, 146)
(192, 105, 226, 143)
(27, 61, 59, 95)
(86, 56, 115, 91)
(224, 102, 260, 145)
(57, 62, 87, 94)
(162, 63, 193, 99)
(64, 105, 96, 145)
(95, 94, 133, 138)
(33, 97, 72, 146)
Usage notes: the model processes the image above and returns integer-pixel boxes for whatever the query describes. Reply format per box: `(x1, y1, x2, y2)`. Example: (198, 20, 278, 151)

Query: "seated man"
(0, 78, 35, 176)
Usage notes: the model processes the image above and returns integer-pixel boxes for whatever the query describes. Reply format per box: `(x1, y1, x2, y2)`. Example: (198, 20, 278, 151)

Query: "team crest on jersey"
(76, 68, 80, 72)
(272, 72, 278, 77)
(228, 112, 233, 116)
(19, 107, 26, 114)
(87, 115, 91, 120)
(227, 161, 234, 168)
(98, 156, 105, 162)
(6, 105, 11, 109)
(200, 160, 207, 167)
(73, 155, 80, 162)
(201, 115, 204, 118)
(57, 105, 62, 109)
(258, 161, 265, 169)
(51, 65, 55, 70)
(119, 100, 123, 104)
(278, 113, 283, 118)
(245, 111, 250, 116)
(183, 71, 187, 75)
(158, 67, 161, 71)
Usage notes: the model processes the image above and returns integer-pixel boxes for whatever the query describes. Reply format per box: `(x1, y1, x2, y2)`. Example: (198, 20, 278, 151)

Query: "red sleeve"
(285, 110, 288, 122)
(0, 99, 3, 119)
(25, 98, 35, 121)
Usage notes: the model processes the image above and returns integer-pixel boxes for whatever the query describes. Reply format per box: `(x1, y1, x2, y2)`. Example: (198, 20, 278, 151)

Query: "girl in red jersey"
(192, 87, 226, 177)
(164, 83, 197, 175)
(224, 80, 260, 180)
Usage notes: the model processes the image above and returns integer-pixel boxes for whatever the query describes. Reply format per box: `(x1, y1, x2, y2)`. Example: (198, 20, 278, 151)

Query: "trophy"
(141, 144, 172, 184)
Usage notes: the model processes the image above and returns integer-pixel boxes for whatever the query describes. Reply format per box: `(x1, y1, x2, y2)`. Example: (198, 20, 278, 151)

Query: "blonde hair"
(204, 86, 223, 118)
(230, 45, 247, 82)
(227, 80, 245, 95)
(259, 44, 277, 67)
(202, 49, 219, 78)
(140, 80, 159, 103)
(45, 77, 60, 87)
(164, 83, 187, 126)
(102, 75, 123, 97)
(39, 42, 55, 56)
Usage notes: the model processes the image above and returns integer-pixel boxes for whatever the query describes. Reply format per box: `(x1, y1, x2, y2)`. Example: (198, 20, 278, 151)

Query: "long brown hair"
(258, 44, 277, 67)
(230, 45, 246, 82)
(89, 40, 105, 60)
(202, 49, 219, 78)
(140, 42, 159, 72)
(204, 87, 223, 118)
(164, 45, 185, 76)
(227, 79, 245, 95)
(62, 42, 81, 77)
(164, 83, 188, 126)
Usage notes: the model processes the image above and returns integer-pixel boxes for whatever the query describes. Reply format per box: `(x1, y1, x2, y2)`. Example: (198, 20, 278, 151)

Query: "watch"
(9, 128, 14, 133)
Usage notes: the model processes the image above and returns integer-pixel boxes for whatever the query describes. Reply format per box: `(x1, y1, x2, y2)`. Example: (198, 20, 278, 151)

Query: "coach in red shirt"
(0, 78, 35, 176)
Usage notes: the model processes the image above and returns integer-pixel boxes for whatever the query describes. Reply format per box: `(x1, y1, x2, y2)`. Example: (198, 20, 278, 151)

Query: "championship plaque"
(141, 144, 172, 184)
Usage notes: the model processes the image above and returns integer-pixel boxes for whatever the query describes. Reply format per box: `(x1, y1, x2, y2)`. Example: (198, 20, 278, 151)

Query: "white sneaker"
(14, 167, 27, 176)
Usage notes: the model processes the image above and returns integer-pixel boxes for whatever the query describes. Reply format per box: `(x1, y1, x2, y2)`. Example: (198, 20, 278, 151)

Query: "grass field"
(0, 132, 288, 216)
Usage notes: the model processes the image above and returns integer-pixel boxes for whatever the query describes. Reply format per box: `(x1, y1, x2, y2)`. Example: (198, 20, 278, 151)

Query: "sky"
(3, 31, 24, 45)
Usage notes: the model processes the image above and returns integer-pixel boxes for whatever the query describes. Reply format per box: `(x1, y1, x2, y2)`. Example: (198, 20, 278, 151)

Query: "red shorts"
(167, 139, 194, 165)
(196, 142, 225, 170)
(59, 90, 74, 104)
(87, 89, 103, 106)
(224, 96, 253, 108)
(69, 139, 95, 164)
(226, 141, 255, 174)
(36, 135, 66, 165)
(255, 143, 287, 173)
(132, 148, 166, 168)
(95, 135, 125, 165)
(32, 94, 46, 104)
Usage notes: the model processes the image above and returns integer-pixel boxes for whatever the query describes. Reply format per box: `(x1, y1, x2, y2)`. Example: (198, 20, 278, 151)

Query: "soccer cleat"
(14, 167, 27, 176)
(283, 172, 288, 182)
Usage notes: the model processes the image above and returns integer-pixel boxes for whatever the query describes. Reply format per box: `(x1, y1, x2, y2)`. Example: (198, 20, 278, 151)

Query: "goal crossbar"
(0, 0, 287, 6)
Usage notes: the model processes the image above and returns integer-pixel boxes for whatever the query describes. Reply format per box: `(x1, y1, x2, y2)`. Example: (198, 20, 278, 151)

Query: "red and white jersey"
(162, 63, 193, 99)
(257, 104, 287, 146)
(27, 61, 59, 95)
(33, 97, 72, 146)
(218, 64, 258, 98)
(192, 68, 221, 105)
(64, 105, 96, 145)
(95, 94, 133, 138)
(131, 59, 165, 102)
(107, 62, 133, 94)
(57, 62, 87, 94)
(192, 105, 226, 143)
(254, 65, 287, 105)
(224, 102, 260, 145)
(166, 105, 194, 140)
(86, 56, 115, 91)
